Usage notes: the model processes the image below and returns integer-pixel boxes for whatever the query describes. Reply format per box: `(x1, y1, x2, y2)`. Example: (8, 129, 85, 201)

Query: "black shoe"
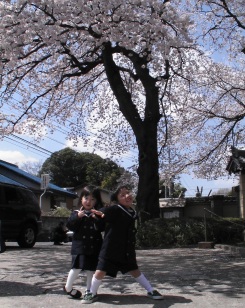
(54, 242, 63, 245)
(63, 286, 82, 299)
(147, 290, 164, 300)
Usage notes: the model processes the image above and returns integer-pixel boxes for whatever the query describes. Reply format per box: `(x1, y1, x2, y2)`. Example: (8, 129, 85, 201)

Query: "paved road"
(1, 242, 245, 307)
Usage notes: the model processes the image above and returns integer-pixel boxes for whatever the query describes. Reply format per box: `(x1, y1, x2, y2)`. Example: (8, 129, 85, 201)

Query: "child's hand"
(77, 210, 86, 218)
(91, 209, 105, 218)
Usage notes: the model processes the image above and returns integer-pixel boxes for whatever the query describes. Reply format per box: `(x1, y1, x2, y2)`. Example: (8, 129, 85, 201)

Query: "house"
(0, 160, 77, 213)
(226, 146, 245, 218)
(159, 198, 186, 218)
(159, 195, 239, 219)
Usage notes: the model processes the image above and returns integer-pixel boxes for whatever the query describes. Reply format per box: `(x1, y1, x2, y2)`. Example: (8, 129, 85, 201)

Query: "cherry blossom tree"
(0, 0, 244, 218)
(169, 0, 245, 179)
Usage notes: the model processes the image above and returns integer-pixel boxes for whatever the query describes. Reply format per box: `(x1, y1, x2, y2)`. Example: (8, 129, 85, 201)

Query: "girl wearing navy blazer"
(82, 185, 163, 304)
(64, 185, 103, 299)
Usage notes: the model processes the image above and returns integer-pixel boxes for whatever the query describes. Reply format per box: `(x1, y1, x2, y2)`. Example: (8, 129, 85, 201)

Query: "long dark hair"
(77, 185, 103, 210)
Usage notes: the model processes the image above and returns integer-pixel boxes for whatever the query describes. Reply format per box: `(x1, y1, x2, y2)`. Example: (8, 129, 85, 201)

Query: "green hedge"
(136, 217, 245, 249)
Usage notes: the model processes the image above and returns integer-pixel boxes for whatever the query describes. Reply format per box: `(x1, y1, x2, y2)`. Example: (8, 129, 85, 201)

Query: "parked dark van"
(0, 177, 42, 248)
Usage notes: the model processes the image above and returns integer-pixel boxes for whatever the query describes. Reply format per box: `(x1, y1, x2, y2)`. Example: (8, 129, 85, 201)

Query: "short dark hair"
(77, 185, 103, 209)
(110, 184, 131, 203)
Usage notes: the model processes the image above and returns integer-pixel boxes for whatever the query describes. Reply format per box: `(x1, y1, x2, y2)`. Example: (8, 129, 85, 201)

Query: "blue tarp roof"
(0, 160, 77, 198)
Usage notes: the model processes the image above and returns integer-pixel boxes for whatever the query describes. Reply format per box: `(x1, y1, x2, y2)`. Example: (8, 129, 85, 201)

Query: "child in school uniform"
(82, 184, 163, 304)
(63, 185, 104, 299)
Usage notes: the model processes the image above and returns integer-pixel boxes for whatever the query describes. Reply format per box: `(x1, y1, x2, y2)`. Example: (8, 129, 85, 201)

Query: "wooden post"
(198, 209, 214, 249)
(0, 220, 6, 253)
(239, 171, 245, 218)
(204, 212, 207, 242)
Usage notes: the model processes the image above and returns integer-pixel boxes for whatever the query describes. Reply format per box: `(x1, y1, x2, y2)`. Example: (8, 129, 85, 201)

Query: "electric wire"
(1, 91, 236, 195)
(2, 138, 50, 159)
(1, 95, 138, 162)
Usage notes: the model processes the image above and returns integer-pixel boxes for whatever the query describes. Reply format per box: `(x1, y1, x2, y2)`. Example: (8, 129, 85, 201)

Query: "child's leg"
(65, 268, 81, 292)
(130, 269, 153, 292)
(90, 270, 106, 295)
(130, 269, 163, 299)
(86, 271, 94, 292)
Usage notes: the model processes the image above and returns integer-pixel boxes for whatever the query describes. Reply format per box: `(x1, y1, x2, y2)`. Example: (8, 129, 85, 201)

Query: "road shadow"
(1, 244, 245, 303)
(0, 281, 46, 296)
(91, 293, 192, 307)
(0, 280, 192, 308)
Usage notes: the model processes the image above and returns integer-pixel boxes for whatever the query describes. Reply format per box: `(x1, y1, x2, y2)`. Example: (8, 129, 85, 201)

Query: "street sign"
(41, 174, 50, 190)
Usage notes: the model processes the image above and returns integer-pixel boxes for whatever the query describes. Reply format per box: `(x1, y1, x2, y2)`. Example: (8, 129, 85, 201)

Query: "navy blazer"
(67, 210, 103, 256)
(98, 204, 138, 263)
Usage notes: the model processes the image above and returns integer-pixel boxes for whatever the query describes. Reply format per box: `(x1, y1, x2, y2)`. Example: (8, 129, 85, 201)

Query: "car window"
(19, 189, 38, 205)
(4, 186, 24, 204)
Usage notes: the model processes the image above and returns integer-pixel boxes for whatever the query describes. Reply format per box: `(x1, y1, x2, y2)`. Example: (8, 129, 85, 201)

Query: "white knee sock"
(65, 268, 81, 292)
(86, 271, 94, 291)
(90, 275, 102, 295)
(135, 273, 153, 292)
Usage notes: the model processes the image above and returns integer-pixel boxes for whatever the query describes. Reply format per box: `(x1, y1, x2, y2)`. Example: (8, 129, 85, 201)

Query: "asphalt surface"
(1, 242, 245, 307)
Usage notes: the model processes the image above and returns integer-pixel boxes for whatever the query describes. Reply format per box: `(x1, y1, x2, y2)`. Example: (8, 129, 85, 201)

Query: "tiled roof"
(159, 198, 186, 208)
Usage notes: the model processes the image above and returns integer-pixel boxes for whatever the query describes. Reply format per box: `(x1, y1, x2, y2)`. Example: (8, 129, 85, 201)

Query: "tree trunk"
(102, 45, 161, 220)
(136, 120, 160, 220)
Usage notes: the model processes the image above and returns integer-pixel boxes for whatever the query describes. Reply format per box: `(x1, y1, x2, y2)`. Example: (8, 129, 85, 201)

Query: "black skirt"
(96, 257, 138, 277)
(71, 254, 99, 271)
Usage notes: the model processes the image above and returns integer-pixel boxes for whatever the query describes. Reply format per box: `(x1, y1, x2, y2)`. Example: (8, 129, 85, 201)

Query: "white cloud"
(0, 150, 39, 165)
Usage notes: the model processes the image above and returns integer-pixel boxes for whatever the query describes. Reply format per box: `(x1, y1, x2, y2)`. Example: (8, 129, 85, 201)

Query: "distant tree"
(20, 160, 43, 176)
(212, 188, 232, 196)
(39, 148, 84, 187)
(159, 179, 186, 198)
(172, 183, 187, 198)
(82, 153, 123, 190)
(39, 147, 123, 189)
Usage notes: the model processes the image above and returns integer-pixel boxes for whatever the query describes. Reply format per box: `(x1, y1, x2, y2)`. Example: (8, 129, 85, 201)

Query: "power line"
(2, 97, 138, 162)
(11, 134, 53, 154)
(4, 91, 139, 153)
(4, 136, 52, 156)
(2, 138, 50, 159)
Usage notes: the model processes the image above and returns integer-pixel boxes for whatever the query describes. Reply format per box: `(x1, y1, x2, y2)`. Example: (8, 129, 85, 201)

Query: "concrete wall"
(37, 216, 70, 242)
(183, 196, 239, 218)
(160, 196, 239, 219)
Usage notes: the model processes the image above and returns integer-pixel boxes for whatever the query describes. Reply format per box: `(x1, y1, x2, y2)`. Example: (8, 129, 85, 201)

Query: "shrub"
(136, 217, 245, 249)
(46, 207, 71, 217)
(206, 217, 245, 244)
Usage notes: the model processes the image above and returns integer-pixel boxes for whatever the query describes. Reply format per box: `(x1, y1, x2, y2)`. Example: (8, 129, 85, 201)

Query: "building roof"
(0, 174, 27, 188)
(226, 147, 245, 175)
(0, 160, 77, 198)
(159, 198, 186, 208)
